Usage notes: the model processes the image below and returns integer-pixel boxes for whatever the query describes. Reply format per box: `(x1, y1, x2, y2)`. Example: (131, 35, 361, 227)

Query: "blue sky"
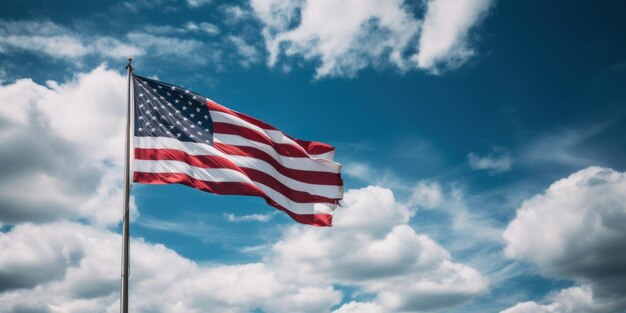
(1, 0, 626, 312)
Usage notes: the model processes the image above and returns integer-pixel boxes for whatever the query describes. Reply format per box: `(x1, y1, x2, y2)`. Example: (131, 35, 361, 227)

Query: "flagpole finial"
(126, 57, 133, 71)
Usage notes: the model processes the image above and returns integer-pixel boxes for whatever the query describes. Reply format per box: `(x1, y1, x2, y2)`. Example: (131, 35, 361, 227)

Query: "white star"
(183, 127, 187, 131)
(204, 115, 209, 119)
(204, 128, 209, 132)
(169, 125, 174, 129)
(190, 125, 195, 129)
(176, 133, 181, 137)
(151, 128, 156, 132)
(169, 113, 173, 116)
(197, 121, 202, 125)
(190, 114, 195, 118)
(175, 99, 179, 103)
(167, 92, 171, 96)
(196, 108, 201, 112)
(152, 116, 157, 120)
(185, 90, 190, 94)
(152, 88, 157, 92)
(157, 85, 162, 89)
(197, 131, 201, 135)
(138, 116, 143, 120)
(146, 100, 151, 103)
(192, 96, 196, 100)
(183, 117, 188, 121)
(171, 86, 175, 91)
(139, 104, 144, 108)
(175, 110, 180, 114)
(182, 106, 187, 110)
(139, 93, 144, 97)
(138, 127, 142, 131)
(190, 134, 194, 138)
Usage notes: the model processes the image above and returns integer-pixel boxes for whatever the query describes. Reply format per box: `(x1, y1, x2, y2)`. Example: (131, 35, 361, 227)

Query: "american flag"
(131, 75, 343, 226)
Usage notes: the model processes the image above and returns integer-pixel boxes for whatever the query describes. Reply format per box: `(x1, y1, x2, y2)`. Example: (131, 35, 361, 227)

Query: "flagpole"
(120, 57, 133, 313)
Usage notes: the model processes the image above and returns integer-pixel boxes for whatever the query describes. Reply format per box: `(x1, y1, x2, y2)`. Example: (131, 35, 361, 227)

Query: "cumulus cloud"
(468, 149, 512, 173)
(499, 286, 609, 313)
(0, 66, 134, 226)
(415, 0, 493, 71)
(250, 0, 494, 77)
(503, 167, 626, 311)
(0, 185, 487, 312)
(270, 186, 488, 312)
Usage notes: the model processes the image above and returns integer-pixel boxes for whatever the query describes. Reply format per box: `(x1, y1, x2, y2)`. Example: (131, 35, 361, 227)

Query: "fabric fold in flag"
(131, 74, 343, 226)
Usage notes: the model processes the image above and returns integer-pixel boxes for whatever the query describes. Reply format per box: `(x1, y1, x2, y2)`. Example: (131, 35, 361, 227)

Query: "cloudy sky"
(1, 0, 626, 312)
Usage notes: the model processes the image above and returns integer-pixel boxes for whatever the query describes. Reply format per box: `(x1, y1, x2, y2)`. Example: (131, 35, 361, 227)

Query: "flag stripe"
(207, 99, 335, 157)
(214, 122, 311, 158)
(133, 160, 337, 215)
(135, 148, 340, 203)
(135, 136, 342, 184)
(136, 135, 340, 173)
(214, 134, 341, 173)
(133, 172, 333, 226)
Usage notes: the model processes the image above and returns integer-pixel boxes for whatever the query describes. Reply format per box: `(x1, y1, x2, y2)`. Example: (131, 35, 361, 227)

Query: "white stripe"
(136, 135, 339, 173)
(215, 134, 341, 173)
(134, 136, 343, 199)
(134, 159, 336, 215)
(210, 110, 335, 160)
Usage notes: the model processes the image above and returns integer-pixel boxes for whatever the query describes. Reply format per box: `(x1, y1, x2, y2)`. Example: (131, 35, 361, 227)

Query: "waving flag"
(131, 75, 343, 226)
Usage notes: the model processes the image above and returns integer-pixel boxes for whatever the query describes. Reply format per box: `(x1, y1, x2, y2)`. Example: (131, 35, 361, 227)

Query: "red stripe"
(292, 138, 335, 155)
(135, 148, 341, 203)
(214, 122, 309, 158)
(207, 99, 336, 156)
(213, 142, 343, 182)
(133, 171, 332, 226)
(207, 99, 277, 130)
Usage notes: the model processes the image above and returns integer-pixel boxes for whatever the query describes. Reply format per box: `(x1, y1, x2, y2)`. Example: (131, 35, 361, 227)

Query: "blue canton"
(133, 75, 213, 145)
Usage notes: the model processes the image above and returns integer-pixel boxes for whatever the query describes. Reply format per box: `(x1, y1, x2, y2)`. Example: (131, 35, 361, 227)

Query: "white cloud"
(499, 286, 609, 313)
(250, 0, 494, 77)
(0, 20, 142, 60)
(146, 22, 220, 36)
(270, 186, 488, 312)
(187, 0, 212, 8)
(228, 35, 261, 67)
(0, 184, 486, 312)
(415, 0, 493, 72)
(468, 149, 512, 173)
(224, 212, 273, 223)
(332, 301, 385, 313)
(0, 66, 134, 226)
(252, 0, 418, 78)
(408, 181, 443, 209)
(503, 166, 626, 310)
(0, 222, 342, 313)
(0, 20, 219, 65)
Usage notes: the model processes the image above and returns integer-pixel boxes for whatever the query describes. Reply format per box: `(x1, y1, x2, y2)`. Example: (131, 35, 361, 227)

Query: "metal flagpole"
(120, 57, 133, 313)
